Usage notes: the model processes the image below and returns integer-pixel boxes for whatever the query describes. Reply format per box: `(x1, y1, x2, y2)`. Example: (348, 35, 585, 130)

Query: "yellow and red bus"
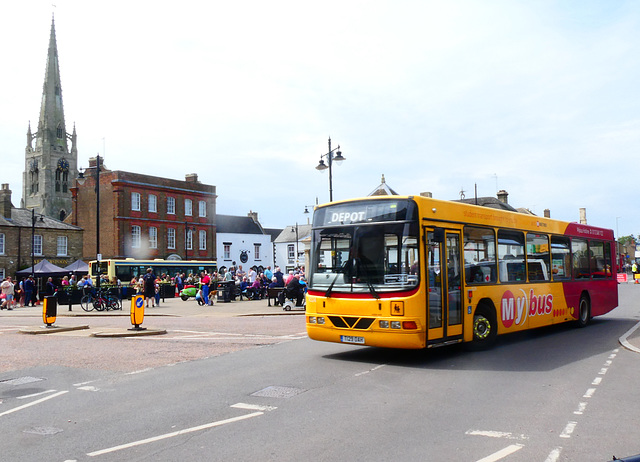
(306, 195, 617, 349)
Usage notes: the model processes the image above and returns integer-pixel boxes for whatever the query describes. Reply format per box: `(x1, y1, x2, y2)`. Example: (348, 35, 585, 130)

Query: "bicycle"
(80, 289, 121, 312)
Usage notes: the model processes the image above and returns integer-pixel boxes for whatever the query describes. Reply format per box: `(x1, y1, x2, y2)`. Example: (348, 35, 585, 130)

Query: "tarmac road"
(0, 295, 306, 374)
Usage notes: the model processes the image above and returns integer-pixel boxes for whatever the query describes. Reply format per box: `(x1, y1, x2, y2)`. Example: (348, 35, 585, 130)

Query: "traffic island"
(19, 325, 90, 335)
(91, 328, 167, 338)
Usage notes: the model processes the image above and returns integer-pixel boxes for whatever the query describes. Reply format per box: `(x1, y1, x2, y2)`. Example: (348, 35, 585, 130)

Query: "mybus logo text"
(500, 289, 553, 328)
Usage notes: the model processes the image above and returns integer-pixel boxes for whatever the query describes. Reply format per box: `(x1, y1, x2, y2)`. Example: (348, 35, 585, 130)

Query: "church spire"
(36, 15, 67, 152)
(23, 15, 78, 220)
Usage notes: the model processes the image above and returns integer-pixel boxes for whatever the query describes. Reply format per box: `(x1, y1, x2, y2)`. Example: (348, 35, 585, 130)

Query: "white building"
(273, 224, 312, 273)
(216, 212, 273, 271)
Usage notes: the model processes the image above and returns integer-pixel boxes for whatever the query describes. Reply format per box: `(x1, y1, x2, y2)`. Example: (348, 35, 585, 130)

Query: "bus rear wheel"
(576, 296, 590, 328)
(469, 306, 497, 350)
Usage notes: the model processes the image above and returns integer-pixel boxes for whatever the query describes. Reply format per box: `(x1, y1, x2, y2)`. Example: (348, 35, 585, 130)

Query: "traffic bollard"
(129, 294, 146, 331)
(43, 295, 57, 327)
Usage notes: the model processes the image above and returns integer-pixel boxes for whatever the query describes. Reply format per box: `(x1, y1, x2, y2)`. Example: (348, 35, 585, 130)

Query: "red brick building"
(71, 157, 216, 261)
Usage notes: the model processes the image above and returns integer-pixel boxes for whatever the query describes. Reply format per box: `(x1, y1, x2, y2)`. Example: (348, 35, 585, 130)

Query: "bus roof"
(314, 195, 614, 240)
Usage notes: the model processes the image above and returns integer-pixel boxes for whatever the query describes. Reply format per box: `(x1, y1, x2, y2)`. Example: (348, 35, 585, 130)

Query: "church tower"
(23, 15, 78, 221)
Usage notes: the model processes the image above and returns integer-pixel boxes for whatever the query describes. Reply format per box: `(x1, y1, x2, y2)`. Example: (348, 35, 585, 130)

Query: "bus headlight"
(391, 321, 402, 329)
(379, 320, 390, 329)
(317, 317, 326, 325)
(308, 316, 316, 324)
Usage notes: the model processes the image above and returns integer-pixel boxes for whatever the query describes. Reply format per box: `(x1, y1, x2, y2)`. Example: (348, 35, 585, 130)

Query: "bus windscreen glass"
(310, 199, 419, 294)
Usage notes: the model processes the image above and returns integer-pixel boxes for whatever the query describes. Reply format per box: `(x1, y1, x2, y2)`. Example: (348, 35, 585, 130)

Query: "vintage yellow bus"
(89, 259, 216, 284)
(306, 196, 618, 349)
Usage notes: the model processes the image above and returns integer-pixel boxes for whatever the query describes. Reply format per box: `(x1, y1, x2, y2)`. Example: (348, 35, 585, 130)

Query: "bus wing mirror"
(433, 228, 445, 243)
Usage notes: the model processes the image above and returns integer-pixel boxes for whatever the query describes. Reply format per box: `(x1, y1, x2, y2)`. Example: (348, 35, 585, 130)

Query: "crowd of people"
(172, 264, 307, 306)
(0, 275, 49, 309)
(0, 263, 308, 311)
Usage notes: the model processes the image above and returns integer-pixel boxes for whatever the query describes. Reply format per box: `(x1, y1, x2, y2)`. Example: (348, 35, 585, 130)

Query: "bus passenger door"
(425, 228, 463, 343)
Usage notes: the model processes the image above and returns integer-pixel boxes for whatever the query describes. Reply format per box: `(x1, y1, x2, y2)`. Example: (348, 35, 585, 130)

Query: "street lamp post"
(31, 208, 35, 279)
(291, 223, 299, 268)
(315, 137, 346, 202)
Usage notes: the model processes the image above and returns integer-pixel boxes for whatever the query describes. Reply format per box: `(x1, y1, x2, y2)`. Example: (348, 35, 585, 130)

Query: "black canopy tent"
(16, 259, 69, 278)
(63, 259, 89, 276)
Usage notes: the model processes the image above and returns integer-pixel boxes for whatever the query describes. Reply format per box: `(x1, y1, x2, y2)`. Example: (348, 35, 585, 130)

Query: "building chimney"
(88, 156, 104, 169)
(0, 184, 12, 218)
(579, 208, 587, 224)
(420, 192, 433, 198)
(497, 190, 509, 204)
(248, 210, 258, 223)
(185, 173, 199, 183)
(544, 209, 550, 218)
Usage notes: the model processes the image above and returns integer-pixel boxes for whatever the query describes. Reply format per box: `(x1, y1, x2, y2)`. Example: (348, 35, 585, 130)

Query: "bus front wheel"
(470, 306, 497, 350)
(576, 296, 590, 328)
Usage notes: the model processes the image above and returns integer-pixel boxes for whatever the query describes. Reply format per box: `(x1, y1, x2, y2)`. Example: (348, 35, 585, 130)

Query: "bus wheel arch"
(576, 292, 591, 328)
(469, 300, 497, 349)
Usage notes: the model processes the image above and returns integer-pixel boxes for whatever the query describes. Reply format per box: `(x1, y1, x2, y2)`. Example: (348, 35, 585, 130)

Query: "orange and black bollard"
(43, 295, 57, 327)
(129, 294, 146, 331)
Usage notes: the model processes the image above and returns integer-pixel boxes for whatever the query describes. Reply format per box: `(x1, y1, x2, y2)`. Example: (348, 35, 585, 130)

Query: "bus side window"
(463, 226, 497, 284)
(498, 230, 524, 283)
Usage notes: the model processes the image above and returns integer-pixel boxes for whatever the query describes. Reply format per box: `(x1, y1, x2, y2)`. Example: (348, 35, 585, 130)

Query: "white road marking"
(355, 364, 386, 377)
(16, 389, 58, 400)
(591, 377, 602, 386)
(573, 402, 587, 415)
(599, 367, 608, 375)
(476, 444, 524, 462)
(87, 411, 263, 457)
(0, 390, 68, 418)
(125, 368, 153, 375)
(465, 430, 527, 440)
(77, 386, 99, 392)
(583, 388, 596, 398)
(544, 447, 562, 462)
(73, 380, 98, 387)
(559, 421, 577, 438)
(231, 403, 277, 412)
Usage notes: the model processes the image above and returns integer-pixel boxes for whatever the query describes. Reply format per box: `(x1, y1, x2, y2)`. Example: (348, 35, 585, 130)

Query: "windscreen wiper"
(324, 273, 340, 298)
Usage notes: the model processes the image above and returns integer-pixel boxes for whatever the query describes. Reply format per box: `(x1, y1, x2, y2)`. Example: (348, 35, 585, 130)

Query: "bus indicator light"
(403, 321, 418, 330)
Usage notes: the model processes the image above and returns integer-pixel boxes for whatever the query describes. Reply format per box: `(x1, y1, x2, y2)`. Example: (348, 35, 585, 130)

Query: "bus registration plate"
(340, 335, 365, 345)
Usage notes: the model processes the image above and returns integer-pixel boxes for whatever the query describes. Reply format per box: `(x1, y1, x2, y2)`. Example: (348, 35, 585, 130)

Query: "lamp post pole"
(316, 137, 346, 202)
(31, 208, 35, 279)
(295, 223, 299, 268)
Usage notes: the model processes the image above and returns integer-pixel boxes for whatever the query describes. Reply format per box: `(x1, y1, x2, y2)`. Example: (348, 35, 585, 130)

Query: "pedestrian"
(273, 266, 285, 287)
(200, 271, 211, 305)
(286, 274, 305, 307)
(248, 266, 257, 284)
(154, 275, 161, 306)
(1, 277, 15, 310)
(45, 277, 56, 296)
(24, 276, 36, 307)
(175, 272, 184, 294)
(18, 278, 25, 307)
(143, 268, 156, 307)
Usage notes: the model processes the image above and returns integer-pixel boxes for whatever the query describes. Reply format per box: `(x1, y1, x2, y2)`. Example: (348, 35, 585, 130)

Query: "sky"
(2, 0, 640, 238)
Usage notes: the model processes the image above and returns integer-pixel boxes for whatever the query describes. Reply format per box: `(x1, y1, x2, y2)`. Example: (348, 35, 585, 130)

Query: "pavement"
(5, 294, 304, 336)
